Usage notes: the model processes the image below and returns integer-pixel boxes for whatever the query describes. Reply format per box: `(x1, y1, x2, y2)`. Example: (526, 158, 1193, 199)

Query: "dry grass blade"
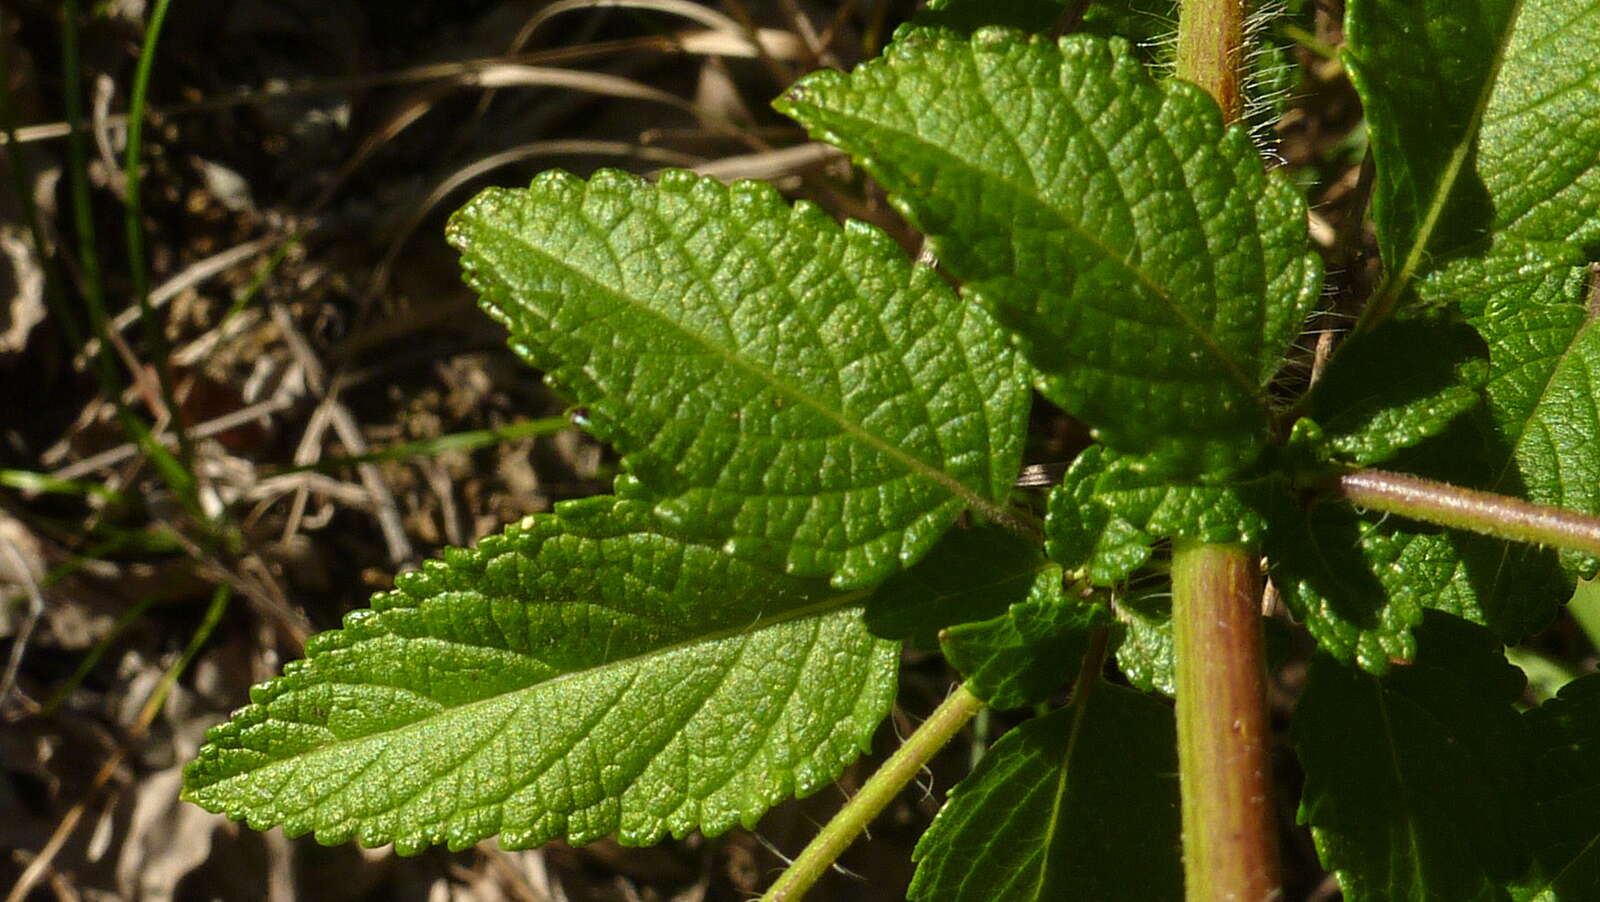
(4, 587, 230, 902)
(0, 531, 45, 709)
(373, 140, 702, 296)
(512, 0, 749, 52)
(72, 236, 276, 369)
(692, 142, 842, 181)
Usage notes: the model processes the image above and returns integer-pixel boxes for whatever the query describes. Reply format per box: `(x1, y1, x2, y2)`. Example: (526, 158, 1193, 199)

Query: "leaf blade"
(182, 498, 897, 853)
(908, 681, 1182, 901)
(1293, 613, 1530, 901)
(780, 32, 1321, 477)
(940, 572, 1109, 709)
(448, 169, 1029, 588)
(1347, 0, 1600, 300)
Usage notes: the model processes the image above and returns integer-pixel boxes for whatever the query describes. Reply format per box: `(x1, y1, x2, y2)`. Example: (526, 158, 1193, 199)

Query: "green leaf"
(1045, 447, 1155, 585)
(448, 169, 1029, 589)
(1513, 674, 1600, 901)
(1278, 267, 1597, 672)
(1046, 444, 1275, 585)
(1340, 0, 1600, 619)
(1455, 264, 1600, 579)
(1294, 612, 1531, 901)
(779, 32, 1321, 478)
(1304, 312, 1489, 466)
(1346, 0, 1600, 299)
(1349, 0, 1600, 284)
(1111, 587, 1175, 696)
(866, 522, 1053, 648)
(1264, 471, 1567, 673)
(909, 682, 1181, 901)
(182, 497, 896, 854)
(940, 570, 1109, 709)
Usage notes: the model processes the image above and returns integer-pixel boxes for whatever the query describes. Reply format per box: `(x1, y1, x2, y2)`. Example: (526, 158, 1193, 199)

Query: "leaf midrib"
(794, 102, 1267, 411)
(1371, 678, 1433, 897)
(192, 586, 873, 790)
(1376, 0, 1528, 302)
(484, 219, 1029, 536)
(1031, 677, 1102, 899)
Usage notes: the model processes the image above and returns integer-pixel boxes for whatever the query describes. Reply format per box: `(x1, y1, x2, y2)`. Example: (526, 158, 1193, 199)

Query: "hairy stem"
(1334, 469, 1600, 558)
(760, 684, 984, 901)
(1177, 0, 1247, 122)
(1173, 6, 1279, 899)
(1172, 540, 1279, 902)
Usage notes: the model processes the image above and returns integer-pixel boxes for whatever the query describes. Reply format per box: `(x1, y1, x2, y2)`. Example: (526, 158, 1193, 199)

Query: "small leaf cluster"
(184, 1, 1600, 898)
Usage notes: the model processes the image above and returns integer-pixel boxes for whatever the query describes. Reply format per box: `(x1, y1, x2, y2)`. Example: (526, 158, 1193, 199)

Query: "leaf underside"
(1296, 611, 1600, 901)
(183, 498, 897, 854)
(940, 570, 1109, 709)
(910, 681, 1181, 901)
(780, 30, 1321, 478)
(449, 168, 1029, 590)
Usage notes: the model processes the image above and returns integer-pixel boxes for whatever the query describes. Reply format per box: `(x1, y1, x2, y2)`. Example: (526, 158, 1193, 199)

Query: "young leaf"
(940, 569, 1109, 709)
(448, 169, 1030, 589)
(1303, 312, 1489, 467)
(1112, 588, 1175, 696)
(1346, 0, 1600, 300)
(1045, 447, 1156, 585)
(1294, 612, 1532, 901)
(909, 681, 1182, 901)
(1046, 444, 1275, 585)
(780, 31, 1322, 478)
(866, 522, 1054, 648)
(182, 497, 896, 854)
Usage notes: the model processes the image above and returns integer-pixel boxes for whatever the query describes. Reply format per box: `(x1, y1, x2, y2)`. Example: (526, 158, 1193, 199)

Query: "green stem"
(1177, 0, 1246, 123)
(1333, 469, 1600, 559)
(1173, 4, 1279, 901)
(1172, 540, 1279, 902)
(125, 0, 196, 472)
(760, 684, 984, 902)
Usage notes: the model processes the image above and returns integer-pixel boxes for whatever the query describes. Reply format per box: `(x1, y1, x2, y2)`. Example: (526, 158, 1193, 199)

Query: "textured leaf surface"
(1347, 0, 1600, 293)
(449, 169, 1029, 589)
(1046, 445, 1275, 586)
(1112, 588, 1175, 696)
(1294, 613, 1530, 901)
(1305, 313, 1488, 466)
(1452, 263, 1600, 578)
(183, 497, 896, 853)
(1278, 263, 1597, 671)
(940, 571, 1109, 709)
(866, 523, 1051, 648)
(1264, 474, 1566, 673)
(780, 32, 1321, 478)
(909, 682, 1181, 901)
